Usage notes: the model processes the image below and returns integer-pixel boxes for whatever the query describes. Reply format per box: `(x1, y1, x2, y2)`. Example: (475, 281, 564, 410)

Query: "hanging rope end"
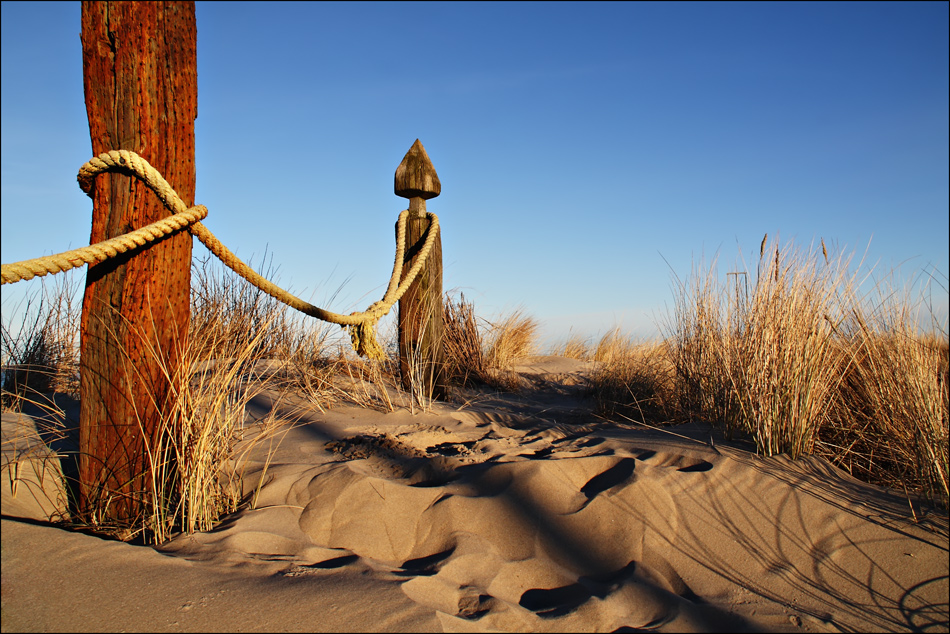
(347, 321, 386, 361)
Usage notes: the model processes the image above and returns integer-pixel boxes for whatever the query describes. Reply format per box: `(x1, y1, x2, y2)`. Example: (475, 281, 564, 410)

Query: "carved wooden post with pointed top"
(394, 139, 447, 401)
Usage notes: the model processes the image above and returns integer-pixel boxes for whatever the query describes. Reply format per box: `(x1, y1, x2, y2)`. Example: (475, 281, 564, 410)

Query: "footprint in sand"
(633, 448, 714, 472)
(280, 553, 361, 577)
(580, 456, 637, 502)
(394, 547, 456, 577)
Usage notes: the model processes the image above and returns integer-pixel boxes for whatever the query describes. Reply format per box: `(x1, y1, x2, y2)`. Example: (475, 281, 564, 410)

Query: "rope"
(0, 205, 208, 284)
(0, 149, 440, 360)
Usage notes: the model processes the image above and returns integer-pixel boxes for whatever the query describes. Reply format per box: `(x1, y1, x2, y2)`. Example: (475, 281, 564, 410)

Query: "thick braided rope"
(1, 205, 208, 284)
(0, 149, 440, 359)
(2, 150, 209, 284)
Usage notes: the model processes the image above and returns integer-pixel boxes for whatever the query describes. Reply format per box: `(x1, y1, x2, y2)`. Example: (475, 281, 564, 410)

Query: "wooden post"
(78, 1, 197, 527)
(395, 139, 447, 401)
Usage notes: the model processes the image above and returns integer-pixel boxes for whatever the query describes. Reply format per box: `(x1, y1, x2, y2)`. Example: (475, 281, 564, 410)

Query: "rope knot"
(347, 320, 386, 361)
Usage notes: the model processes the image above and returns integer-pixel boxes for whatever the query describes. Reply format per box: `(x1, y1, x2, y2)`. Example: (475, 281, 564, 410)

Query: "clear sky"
(2, 1, 948, 348)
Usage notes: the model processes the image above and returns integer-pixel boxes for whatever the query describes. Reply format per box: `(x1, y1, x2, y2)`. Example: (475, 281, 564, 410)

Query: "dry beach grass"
(2, 237, 948, 632)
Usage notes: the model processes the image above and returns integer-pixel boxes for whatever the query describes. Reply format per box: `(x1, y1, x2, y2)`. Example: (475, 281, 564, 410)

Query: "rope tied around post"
(0, 149, 440, 360)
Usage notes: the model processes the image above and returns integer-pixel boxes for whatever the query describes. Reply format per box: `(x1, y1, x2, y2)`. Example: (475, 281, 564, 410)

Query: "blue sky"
(2, 1, 948, 348)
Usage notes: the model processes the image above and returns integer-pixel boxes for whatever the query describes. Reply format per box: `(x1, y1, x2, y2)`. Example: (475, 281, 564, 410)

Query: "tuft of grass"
(649, 235, 948, 507)
(821, 272, 948, 506)
(589, 330, 670, 423)
(593, 236, 946, 507)
(145, 309, 286, 541)
(660, 240, 856, 457)
(485, 309, 538, 370)
(189, 252, 296, 361)
(721, 240, 852, 457)
(555, 331, 592, 361)
(67, 269, 293, 543)
(2, 272, 82, 412)
(661, 257, 733, 428)
(549, 328, 592, 361)
(481, 308, 539, 392)
(336, 346, 400, 413)
(395, 282, 447, 411)
(274, 323, 338, 413)
(440, 293, 540, 393)
(442, 291, 488, 387)
(592, 328, 635, 365)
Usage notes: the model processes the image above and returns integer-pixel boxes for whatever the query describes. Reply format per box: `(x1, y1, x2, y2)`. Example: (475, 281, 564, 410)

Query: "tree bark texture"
(78, 1, 196, 525)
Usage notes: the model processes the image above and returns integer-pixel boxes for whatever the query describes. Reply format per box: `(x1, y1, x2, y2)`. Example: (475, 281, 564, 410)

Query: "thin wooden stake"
(395, 139, 446, 401)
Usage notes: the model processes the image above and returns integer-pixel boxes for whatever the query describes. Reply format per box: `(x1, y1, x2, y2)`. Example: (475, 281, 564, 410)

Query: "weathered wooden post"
(78, 1, 197, 528)
(395, 140, 447, 401)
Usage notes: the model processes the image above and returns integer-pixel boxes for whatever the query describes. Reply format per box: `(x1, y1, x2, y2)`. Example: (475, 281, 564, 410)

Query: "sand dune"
(2, 356, 947, 632)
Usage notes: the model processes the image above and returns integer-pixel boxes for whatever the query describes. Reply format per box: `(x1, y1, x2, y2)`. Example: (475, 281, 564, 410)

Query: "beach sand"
(2, 356, 947, 632)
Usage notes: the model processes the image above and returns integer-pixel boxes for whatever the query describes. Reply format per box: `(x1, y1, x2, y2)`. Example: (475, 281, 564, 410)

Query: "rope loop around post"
(0, 150, 440, 360)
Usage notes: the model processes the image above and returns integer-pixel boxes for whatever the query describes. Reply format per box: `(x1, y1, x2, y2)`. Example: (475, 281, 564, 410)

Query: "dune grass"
(584, 237, 948, 508)
(550, 330, 591, 361)
(3, 236, 944, 541)
(823, 274, 949, 505)
(1, 272, 82, 411)
(134, 306, 285, 542)
(1, 266, 543, 542)
(1, 273, 82, 525)
(586, 329, 671, 424)
(441, 291, 488, 388)
(485, 308, 539, 369)
(442, 292, 539, 392)
(1, 260, 301, 542)
(674, 239, 854, 457)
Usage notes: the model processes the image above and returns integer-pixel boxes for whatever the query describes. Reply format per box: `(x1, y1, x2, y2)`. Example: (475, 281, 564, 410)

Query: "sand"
(2, 355, 948, 633)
